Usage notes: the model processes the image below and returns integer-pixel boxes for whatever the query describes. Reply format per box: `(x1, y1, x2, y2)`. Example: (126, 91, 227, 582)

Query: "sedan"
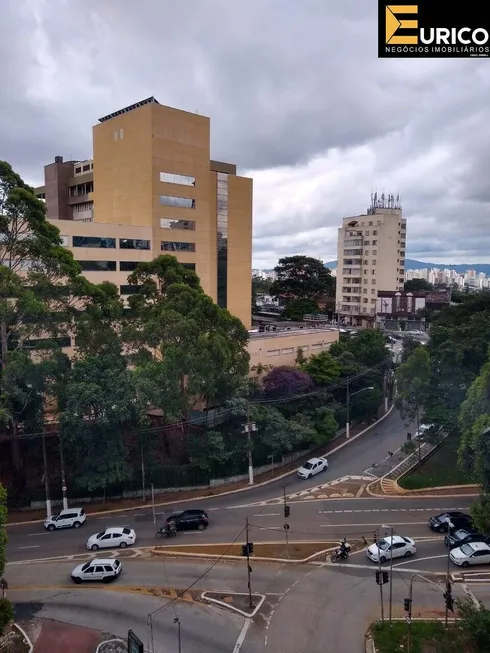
(428, 512, 472, 533)
(366, 535, 416, 563)
(86, 527, 136, 551)
(71, 558, 122, 584)
(165, 510, 209, 531)
(297, 457, 329, 479)
(444, 529, 490, 549)
(450, 542, 490, 568)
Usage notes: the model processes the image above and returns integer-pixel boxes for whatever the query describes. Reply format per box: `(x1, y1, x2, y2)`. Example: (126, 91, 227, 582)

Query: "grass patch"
(372, 621, 463, 653)
(399, 432, 475, 490)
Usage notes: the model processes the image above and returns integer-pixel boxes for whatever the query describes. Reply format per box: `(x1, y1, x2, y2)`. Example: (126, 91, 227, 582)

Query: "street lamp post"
(243, 409, 257, 484)
(382, 524, 395, 626)
(445, 518, 454, 627)
(173, 617, 181, 653)
(346, 386, 375, 439)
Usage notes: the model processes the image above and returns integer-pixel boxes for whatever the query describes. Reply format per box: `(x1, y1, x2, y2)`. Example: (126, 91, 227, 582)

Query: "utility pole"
(376, 529, 385, 622)
(243, 409, 257, 485)
(407, 579, 414, 653)
(445, 518, 454, 627)
(345, 378, 350, 439)
(141, 444, 146, 502)
(173, 617, 181, 653)
(59, 435, 68, 511)
(42, 431, 52, 519)
(151, 484, 156, 524)
(382, 524, 394, 626)
(245, 516, 253, 609)
(283, 484, 290, 558)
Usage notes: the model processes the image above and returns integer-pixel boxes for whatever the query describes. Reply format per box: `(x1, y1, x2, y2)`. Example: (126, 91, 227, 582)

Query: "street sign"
(62, 486, 67, 492)
(283, 523, 290, 530)
(128, 629, 144, 653)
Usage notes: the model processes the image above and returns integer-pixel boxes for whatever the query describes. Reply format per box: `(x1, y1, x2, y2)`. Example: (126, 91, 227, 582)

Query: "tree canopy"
(270, 255, 334, 304)
(403, 279, 433, 292)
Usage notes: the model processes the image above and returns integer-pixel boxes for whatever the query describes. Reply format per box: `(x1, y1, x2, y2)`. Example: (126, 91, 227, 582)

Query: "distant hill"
(325, 259, 490, 275)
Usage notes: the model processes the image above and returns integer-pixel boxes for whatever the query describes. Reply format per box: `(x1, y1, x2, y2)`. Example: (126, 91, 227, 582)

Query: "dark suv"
(428, 511, 472, 533)
(165, 509, 209, 531)
(444, 528, 490, 549)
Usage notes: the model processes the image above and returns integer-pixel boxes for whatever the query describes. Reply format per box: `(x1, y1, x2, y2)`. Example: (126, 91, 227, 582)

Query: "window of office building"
(73, 236, 116, 248)
(120, 285, 144, 295)
(160, 172, 196, 186)
(119, 238, 150, 250)
(78, 260, 117, 272)
(161, 241, 195, 252)
(160, 195, 195, 209)
(120, 262, 139, 271)
(23, 336, 71, 350)
(160, 218, 196, 231)
(217, 172, 228, 309)
(181, 263, 196, 271)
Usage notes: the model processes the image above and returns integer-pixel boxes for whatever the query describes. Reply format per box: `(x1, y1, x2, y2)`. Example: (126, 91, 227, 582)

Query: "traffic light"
(284, 505, 291, 519)
(241, 544, 248, 557)
(404, 598, 411, 612)
(249, 542, 254, 555)
(375, 571, 381, 585)
(382, 571, 389, 584)
(444, 583, 454, 612)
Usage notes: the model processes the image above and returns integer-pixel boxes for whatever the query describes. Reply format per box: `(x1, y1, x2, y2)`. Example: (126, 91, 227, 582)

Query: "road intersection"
(6, 409, 489, 652)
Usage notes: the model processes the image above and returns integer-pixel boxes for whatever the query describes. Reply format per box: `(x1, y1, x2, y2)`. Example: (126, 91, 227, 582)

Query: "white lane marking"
(393, 554, 447, 567)
(462, 584, 482, 608)
(182, 531, 204, 535)
(233, 619, 252, 653)
(253, 513, 281, 517)
(18, 545, 40, 550)
(207, 508, 219, 511)
(118, 514, 128, 518)
(320, 521, 428, 527)
(259, 527, 281, 531)
(27, 533, 50, 537)
(132, 513, 146, 517)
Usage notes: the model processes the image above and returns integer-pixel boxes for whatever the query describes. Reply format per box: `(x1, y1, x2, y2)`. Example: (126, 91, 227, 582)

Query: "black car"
(428, 511, 472, 533)
(165, 509, 209, 531)
(444, 528, 490, 549)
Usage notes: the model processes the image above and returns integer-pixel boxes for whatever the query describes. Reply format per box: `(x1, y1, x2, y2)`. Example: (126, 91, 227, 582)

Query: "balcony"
(344, 239, 362, 247)
(342, 296, 361, 304)
(343, 249, 363, 256)
(342, 268, 362, 276)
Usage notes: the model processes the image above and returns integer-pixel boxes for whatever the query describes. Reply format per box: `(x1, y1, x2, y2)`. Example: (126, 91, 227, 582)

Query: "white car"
(86, 527, 136, 551)
(450, 542, 490, 568)
(44, 507, 86, 531)
(71, 558, 122, 584)
(367, 535, 416, 563)
(415, 424, 434, 439)
(297, 456, 329, 479)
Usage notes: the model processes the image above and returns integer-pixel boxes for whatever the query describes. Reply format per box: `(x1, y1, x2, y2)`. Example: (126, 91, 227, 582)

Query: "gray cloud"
(1, 0, 489, 267)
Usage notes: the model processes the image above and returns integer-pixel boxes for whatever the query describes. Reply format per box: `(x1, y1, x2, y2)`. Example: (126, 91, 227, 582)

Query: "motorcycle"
(330, 541, 351, 563)
(156, 524, 177, 539)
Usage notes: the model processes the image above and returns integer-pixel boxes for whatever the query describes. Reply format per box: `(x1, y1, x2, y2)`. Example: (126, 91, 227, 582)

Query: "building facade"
(34, 97, 252, 328)
(376, 288, 451, 330)
(336, 194, 406, 327)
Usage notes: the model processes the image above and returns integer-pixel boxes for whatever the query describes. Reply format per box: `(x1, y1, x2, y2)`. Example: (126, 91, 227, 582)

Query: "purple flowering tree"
(262, 366, 314, 399)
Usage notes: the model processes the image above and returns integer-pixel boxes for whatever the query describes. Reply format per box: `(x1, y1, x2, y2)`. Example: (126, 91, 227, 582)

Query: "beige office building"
(336, 194, 407, 327)
(34, 96, 252, 328)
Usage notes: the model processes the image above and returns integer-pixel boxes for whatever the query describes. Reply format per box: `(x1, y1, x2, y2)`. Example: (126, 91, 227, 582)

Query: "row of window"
(77, 260, 196, 272)
(160, 218, 195, 231)
(160, 195, 195, 209)
(72, 236, 195, 251)
(266, 342, 330, 357)
(160, 172, 196, 186)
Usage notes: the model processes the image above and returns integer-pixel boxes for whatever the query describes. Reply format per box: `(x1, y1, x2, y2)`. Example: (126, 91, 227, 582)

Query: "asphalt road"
(8, 555, 485, 653)
(8, 409, 455, 562)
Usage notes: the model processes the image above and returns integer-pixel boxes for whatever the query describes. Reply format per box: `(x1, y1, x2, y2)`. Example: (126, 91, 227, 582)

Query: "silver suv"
(44, 507, 86, 531)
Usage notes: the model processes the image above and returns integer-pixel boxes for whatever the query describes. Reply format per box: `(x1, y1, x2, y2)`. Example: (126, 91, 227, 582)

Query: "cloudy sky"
(2, 0, 490, 268)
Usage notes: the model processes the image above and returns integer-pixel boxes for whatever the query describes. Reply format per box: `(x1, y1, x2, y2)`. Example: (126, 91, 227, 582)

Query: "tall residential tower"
(335, 193, 406, 327)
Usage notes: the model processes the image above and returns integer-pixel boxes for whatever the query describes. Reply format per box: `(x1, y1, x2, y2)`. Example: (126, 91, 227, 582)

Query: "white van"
(44, 507, 86, 531)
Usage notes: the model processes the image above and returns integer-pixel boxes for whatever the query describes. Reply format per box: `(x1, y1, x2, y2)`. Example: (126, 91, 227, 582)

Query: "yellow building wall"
(227, 175, 253, 329)
(248, 329, 339, 371)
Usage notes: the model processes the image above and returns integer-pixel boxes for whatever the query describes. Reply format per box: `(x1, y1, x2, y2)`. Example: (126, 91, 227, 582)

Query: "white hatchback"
(44, 508, 86, 531)
(71, 558, 122, 584)
(86, 527, 136, 551)
(297, 456, 328, 479)
(367, 535, 416, 563)
(450, 542, 490, 567)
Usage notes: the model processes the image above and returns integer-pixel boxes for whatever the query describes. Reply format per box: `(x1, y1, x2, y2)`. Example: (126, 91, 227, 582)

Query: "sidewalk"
(30, 619, 103, 653)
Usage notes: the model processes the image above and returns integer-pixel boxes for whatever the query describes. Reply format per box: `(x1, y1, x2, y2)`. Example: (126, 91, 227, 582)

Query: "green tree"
(270, 255, 334, 303)
(127, 255, 249, 423)
(74, 281, 125, 357)
(300, 351, 341, 385)
(0, 483, 7, 581)
(395, 346, 431, 460)
(311, 406, 339, 445)
(282, 298, 319, 321)
(188, 430, 231, 476)
(456, 596, 490, 651)
(400, 336, 421, 363)
(59, 351, 138, 492)
(403, 279, 433, 292)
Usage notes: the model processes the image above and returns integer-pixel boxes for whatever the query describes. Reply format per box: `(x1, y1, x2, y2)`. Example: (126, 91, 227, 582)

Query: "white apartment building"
(336, 194, 406, 327)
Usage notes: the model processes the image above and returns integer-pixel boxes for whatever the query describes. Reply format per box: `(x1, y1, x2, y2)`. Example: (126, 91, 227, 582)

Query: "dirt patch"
(203, 592, 260, 615)
(33, 619, 101, 653)
(7, 419, 377, 524)
(153, 540, 347, 561)
(0, 624, 30, 653)
(402, 486, 479, 496)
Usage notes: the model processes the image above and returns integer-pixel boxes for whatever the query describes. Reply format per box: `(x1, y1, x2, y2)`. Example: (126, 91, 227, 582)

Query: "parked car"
(415, 424, 434, 439)
(86, 527, 136, 551)
(450, 542, 490, 568)
(366, 535, 416, 563)
(71, 558, 122, 584)
(428, 512, 472, 533)
(297, 457, 329, 479)
(444, 529, 490, 549)
(44, 508, 86, 531)
(165, 509, 209, 531)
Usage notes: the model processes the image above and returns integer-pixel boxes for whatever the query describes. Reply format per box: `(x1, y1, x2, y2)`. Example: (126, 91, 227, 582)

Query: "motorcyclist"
(338, 538, 350, 559)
